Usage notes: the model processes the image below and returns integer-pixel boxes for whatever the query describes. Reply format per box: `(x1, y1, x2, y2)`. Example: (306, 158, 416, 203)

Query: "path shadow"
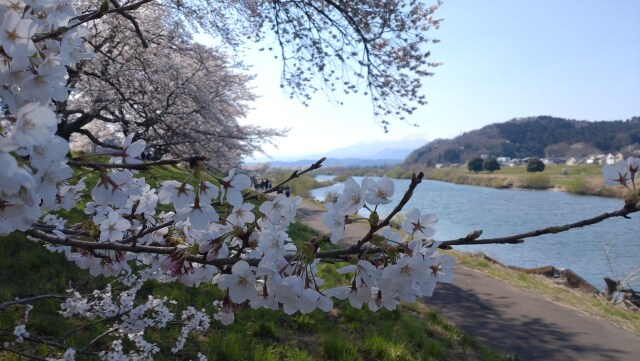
(424, 280, 632, 361)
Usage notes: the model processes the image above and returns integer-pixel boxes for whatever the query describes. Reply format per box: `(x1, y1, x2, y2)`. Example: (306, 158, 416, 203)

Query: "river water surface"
(310, 177, 640, 290)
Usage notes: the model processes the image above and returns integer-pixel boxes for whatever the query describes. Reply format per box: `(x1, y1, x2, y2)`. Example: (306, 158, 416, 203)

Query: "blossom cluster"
(1, 0, 92, 236)
(0, 1, 453, 358)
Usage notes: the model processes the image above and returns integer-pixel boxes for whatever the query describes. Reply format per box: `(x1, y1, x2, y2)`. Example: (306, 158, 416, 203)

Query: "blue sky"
(204, 0, 640, 160)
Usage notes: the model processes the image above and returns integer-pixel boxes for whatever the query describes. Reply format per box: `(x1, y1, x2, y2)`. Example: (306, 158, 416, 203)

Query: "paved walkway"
(296, 199, 640, 361)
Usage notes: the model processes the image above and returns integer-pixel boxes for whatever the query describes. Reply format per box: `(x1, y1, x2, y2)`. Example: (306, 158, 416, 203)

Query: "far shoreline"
(310, 163, 628, 198)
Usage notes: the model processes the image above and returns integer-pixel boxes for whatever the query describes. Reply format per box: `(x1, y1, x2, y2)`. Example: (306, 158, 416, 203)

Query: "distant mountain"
(246, 134, 429, 166)
(318, 135, 429, 160)
(405, 116, 640, 166)
(258, 158, 402, 168)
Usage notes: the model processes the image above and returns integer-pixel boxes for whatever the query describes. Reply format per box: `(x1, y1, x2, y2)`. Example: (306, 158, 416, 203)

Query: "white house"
(496, 157, 511, 164)
(586, 154, 606, 164)
(605, 153, 616, 165)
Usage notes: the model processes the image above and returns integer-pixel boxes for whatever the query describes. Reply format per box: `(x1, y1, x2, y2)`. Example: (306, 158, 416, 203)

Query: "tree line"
(406, 116, 640, 166)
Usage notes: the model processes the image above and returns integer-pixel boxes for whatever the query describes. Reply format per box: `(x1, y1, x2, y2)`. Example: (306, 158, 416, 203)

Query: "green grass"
(0, 164, 513, 360)
(0, 228, 513, 360)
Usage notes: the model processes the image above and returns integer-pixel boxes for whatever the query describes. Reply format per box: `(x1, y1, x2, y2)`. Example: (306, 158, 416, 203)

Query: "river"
(310, 177, 640, 291)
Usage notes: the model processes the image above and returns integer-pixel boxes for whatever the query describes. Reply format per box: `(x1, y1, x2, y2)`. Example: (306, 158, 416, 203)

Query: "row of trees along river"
(311, 176, 640, 291)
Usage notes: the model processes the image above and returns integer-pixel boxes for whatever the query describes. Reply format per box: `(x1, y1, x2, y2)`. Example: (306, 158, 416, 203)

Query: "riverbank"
(319, 163, 627, 198)
(450, 251, 640, 334)
(295, 199, 640, 360)
(423, 164, 627, 198)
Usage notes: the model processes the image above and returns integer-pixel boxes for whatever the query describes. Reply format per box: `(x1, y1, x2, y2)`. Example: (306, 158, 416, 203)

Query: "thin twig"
(0, 347, 48, 361)
(68, 156, 209, 170)
(61, 315, 119, 340)
(81, 327, 117, 353)
(75, 128, 122, 150)
(22, 334, 95, 355)
(442, 205, 638, 247)
(110, 0, 149, 48)
(0, 294, 64, 310)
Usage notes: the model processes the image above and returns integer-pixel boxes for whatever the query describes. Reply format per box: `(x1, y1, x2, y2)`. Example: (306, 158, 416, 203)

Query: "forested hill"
(404, 116, 640, 166)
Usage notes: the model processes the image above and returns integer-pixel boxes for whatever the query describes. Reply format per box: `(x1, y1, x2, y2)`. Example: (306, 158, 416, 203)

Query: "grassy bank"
(0, 164, 513, 360)
(286, 163, 626, 198)
(450, 251, 640, 334)
(0, 224, 514, 360)
(424, 164, 626, 197)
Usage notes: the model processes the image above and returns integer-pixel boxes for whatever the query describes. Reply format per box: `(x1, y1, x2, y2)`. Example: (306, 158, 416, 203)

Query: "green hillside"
(405, 116, 640, 166)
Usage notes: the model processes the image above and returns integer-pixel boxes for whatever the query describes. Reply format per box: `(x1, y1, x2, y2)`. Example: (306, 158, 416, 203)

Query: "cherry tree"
(1, 0, 638, 359)
(60, 1, 283, 167)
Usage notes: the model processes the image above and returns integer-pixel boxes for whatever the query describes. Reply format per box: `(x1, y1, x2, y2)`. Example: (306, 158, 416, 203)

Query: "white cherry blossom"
(365, 176, 394, 205)
(226, 202, 255, 226)
(13, 103, 58, 147)
(99, 211, 131, 242)
(402, 207, 437, 240)
(322, 202, 345, 243)
(335, 177, 370, 215)
(158, 180, 195, 210)
(220, 169, 251, 207)
(0, 12, 37, 58)
(217, 260, 257, 303)
(174, 198, 219, 230)
(111, 134, 147, 164)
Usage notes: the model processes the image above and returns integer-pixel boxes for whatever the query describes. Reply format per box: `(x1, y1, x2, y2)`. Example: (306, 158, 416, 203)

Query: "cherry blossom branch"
(120, 221, 174, 246)
(31, 0, 155, 43)
(109, 0, 149, 48)
(25, 188, 637, 269)
(68, 156, 209, 170)
(75, 128, 122, 150)
(26, 228, 235, 267)
(314, 203, 638, 260)
(442, 202, 639, 247)
(355, 172, 424, 249)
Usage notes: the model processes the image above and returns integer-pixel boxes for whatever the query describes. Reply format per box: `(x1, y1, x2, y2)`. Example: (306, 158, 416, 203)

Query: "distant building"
(496, 156, 511, 165)
(586, 154, 606, 165)
(566, 157, 579, 166)
(509, 158, 523, 166)
(605, 153, 616, 165)
(542, 157, 565, 165)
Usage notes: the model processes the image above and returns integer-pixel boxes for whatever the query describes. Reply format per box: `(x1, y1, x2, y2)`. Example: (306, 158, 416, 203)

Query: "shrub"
(564, 176, 588, 194)
(467, 157, 484, 172)
(526, 158, 546, 173)
(522, 174, 551, 189)
(482, 158, 501, 173)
